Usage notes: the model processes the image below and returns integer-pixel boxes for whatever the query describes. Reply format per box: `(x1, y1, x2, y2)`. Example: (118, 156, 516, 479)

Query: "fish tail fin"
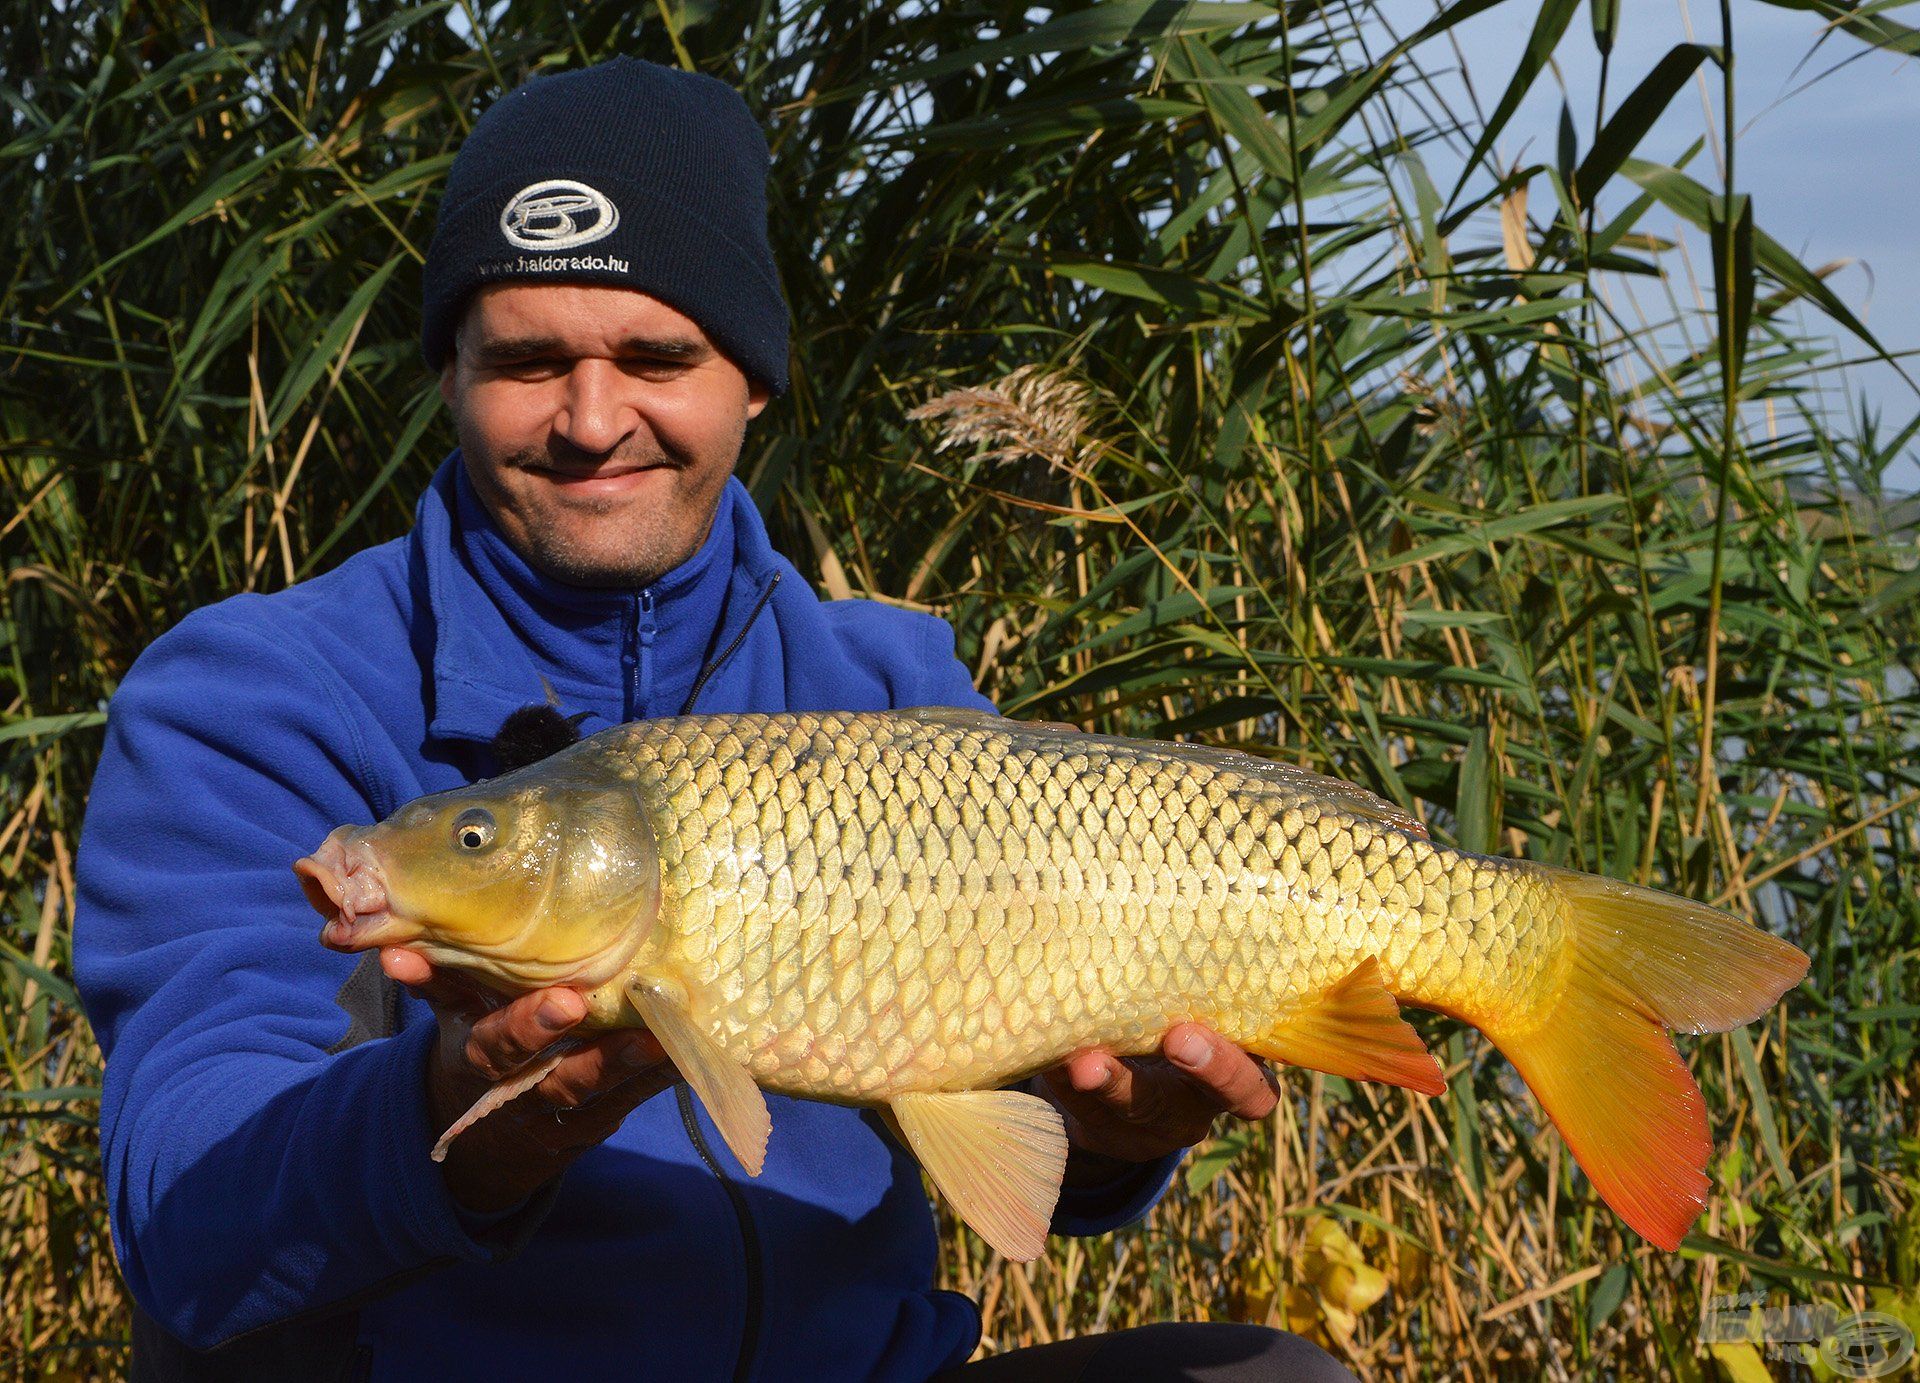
(1483, 869, 1807, 1251)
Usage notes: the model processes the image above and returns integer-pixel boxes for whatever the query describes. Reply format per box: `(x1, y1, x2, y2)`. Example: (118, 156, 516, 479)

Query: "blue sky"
(1403, 0, 1920, 492)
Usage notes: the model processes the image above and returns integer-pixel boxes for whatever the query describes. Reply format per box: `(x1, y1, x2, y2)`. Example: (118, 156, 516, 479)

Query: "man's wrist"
(1062, 1144, 1141, 1189)
(424, 1031, 569, 1214)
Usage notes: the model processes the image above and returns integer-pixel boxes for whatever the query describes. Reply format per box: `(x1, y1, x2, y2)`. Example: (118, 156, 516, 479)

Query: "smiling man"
(74, 57, 1353, 1382)
(449, 283, 763, 587)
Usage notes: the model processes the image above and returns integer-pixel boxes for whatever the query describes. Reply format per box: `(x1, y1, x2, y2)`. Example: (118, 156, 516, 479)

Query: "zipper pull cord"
(678, 573, 781, 717)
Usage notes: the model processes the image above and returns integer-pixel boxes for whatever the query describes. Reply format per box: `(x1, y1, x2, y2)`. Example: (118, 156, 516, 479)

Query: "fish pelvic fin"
(890, 1089, 1067, 1263)
(431, 1043, 574, 1163)
(1248, 957, 1446, 1096)
(1488, 869, 1808, 1252)
(627, 975, 771, 1176)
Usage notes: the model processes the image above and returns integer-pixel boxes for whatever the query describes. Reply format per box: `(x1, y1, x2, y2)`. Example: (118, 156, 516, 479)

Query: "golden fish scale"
(600, 712, 1567, 1102)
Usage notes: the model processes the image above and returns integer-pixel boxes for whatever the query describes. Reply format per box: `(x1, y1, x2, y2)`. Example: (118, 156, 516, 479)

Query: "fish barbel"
(295, 709, 1807, 1260)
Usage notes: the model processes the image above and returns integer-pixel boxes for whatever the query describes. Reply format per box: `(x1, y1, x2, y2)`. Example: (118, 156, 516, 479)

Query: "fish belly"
(614, 711, 1566, 1104)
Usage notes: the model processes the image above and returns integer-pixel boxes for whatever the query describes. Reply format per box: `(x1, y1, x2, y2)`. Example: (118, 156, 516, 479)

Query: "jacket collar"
(410, 451, 783, 747)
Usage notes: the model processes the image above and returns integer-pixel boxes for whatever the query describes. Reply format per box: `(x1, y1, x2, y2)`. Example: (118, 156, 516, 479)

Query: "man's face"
(440, 282, 770, 588)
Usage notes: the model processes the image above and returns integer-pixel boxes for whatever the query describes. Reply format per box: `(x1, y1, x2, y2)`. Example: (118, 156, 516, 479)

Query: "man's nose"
(556, 358, 638, 455)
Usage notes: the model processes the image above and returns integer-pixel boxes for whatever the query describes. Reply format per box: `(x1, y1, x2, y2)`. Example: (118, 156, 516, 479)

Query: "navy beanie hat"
(421, 57, 789, 393)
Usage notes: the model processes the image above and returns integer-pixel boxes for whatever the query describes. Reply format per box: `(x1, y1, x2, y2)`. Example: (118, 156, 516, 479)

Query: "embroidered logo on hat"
(499, 180, 620, 251)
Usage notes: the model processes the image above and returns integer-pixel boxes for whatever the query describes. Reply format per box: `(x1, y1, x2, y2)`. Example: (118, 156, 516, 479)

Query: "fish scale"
(607, 710, 1558, 1101)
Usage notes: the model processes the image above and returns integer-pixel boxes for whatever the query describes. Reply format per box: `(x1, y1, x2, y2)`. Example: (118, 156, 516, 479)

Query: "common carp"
(294, 709, 1808, 1260)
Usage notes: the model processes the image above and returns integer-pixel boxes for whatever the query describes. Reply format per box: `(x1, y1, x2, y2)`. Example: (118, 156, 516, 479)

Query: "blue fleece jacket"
(74, 454, 1179, 1380)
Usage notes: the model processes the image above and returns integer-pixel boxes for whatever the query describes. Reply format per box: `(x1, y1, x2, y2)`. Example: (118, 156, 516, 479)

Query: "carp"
(295, 709, 1807, 1260)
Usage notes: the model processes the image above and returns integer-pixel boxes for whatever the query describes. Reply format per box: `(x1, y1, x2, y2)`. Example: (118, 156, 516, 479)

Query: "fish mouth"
(294, 827, 414, 952)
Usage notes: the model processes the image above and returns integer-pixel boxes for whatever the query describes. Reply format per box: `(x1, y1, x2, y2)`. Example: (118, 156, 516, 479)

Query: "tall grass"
(5, 1, 1918, 1377)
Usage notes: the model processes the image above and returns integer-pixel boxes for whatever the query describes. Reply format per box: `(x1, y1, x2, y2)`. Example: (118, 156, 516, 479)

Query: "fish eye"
(452, 807, 497, 852)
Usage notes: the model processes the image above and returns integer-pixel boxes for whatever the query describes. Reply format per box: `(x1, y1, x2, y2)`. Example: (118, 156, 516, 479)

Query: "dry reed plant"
(909, 366, 1096, 474)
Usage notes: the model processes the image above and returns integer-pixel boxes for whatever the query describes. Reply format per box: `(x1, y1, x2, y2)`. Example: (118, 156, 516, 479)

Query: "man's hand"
(1032, 1024, 1279, 1178)
(380, 947, 673, 1215)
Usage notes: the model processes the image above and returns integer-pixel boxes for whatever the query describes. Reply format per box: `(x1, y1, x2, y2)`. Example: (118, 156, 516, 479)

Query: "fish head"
(295, 759, 660, 991)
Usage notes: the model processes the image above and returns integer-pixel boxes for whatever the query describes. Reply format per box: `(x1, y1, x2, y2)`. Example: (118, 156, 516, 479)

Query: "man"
(75, 57, 1354, 1381)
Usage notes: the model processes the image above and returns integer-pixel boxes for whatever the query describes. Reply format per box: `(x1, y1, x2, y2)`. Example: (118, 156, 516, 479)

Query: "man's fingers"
(379, 946, 433, 987)
(1054, 1050, 1182, 1131)
(464, 988, 586, 1080)
(380, 947, 500, 1016)
(1164, 1023, 1279, 1119)
(537, 1032, 668, 1110)
(1062, 1049, 1129, 1103)
(523, 1034, 674, 1154)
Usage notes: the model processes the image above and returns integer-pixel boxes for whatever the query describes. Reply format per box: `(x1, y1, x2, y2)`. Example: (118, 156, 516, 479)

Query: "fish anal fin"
(890, 1089, 1067, 1262)
(627, 976, 771, 1176)
(1250, 957, 1446, 1096)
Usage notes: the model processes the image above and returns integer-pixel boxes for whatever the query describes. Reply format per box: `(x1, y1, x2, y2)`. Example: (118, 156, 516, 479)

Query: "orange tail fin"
(1485, 869, 1807, 1250)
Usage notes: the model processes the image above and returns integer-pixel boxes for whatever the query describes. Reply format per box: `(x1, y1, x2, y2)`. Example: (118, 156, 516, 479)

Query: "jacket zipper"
(354, 567, 784, 1378)
(681, 574, 780, 718)
(633, 588, 658, 716)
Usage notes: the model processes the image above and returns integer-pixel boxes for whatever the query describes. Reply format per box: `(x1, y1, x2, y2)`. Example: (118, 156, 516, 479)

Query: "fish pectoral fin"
(431, 1043, 575, 1163)
(889, 1089, 1068, 1263)
(626, 976, 771, 1176)
(1250, 957, 1446, 1096)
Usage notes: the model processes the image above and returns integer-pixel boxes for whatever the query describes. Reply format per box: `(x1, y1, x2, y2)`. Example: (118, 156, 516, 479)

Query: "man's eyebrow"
(471, 333, 710, 365)
(611, 334, 709, 360)
(472, 335, 565, 366)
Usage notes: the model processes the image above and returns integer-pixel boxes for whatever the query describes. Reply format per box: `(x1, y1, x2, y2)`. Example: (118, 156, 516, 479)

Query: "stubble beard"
(513, 496, 718, 590)
(470, 443, 727, 591)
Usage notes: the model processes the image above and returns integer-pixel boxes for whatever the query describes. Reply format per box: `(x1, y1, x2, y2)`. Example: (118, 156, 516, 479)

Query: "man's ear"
(746, 377, 771, 420)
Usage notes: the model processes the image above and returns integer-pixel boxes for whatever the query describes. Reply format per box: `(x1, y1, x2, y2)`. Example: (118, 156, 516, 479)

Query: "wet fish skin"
(297, 708, 1808, 1260)
(606, 711, 1553, 1100)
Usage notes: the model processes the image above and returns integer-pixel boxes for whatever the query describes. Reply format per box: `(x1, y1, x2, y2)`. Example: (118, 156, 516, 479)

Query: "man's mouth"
(523, 460, 675, 494)
(294, 827, 412, 951)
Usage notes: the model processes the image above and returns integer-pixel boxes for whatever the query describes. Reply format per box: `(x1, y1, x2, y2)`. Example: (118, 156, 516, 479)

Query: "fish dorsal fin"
(890, 1089, 1067, 1262)
(894, 708, 1426, 836)
(628, 975, 771, 1176)
(1248, 957, 1446, 1095)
